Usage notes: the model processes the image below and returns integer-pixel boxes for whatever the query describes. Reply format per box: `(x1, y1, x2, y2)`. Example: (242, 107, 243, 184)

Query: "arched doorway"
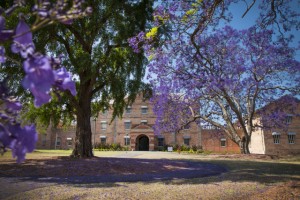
(136, 135, 149, 151)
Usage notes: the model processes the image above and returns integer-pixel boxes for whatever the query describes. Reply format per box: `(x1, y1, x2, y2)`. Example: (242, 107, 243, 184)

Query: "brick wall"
(36, 95, 299, 155)
(201, 129, 240, 153)
(93, 93, 201, 151)
(263, 103, 300, 155)
(250, 96, 300, 155)
(36, 125, 76, 150)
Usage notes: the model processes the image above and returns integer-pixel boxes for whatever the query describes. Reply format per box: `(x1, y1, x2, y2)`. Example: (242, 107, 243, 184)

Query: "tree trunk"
(72, 116, 94, 157)
(71, 89, 94, 158)
(239, 136, 250, 154)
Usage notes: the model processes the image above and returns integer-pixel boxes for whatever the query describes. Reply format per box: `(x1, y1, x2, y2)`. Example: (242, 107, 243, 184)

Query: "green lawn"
(0, 149, 127, 160)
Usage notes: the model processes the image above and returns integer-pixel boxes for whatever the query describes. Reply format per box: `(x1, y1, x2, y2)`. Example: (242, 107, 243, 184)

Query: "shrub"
(172, 144, 179, 151)
(110, 143, 122, 151)
(94, 143, 127, 151)
(192, 145, 202, 151)
(157, 146, 164, 151)
(181, 145, 190, 151)
(196, 149, 204, 154)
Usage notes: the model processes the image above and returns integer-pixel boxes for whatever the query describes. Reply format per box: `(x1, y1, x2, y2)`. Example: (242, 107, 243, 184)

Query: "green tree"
(22, 0, 153, 157)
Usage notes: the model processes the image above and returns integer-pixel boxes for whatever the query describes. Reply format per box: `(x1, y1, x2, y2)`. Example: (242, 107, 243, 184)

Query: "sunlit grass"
(0, 149, 128, 161)
(34, 149, 72, 155)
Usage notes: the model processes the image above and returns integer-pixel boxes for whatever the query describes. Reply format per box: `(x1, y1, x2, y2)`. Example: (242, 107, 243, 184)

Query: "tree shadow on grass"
(0, 157, 299, 188)
(0, 157, 226, 186)
(159, 159, 300, 186)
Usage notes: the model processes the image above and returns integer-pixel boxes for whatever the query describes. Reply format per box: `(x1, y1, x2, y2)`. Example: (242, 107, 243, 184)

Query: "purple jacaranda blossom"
(0, 124, 12, 147)
(0, 46, 5, 63)
(0, 113, 9, 121)
(128, 36, 140, 53)
(49, 56, 63, 70)
(7, 123, 37, 163)
(54, 67, 77, 96)
(0, 17, 7, 62)
(4, 99, 22, 112)
(137, 31, 145, 41)
(22, 55, 55, 107)
(11, 19, 35, 58)
(0, 16, 14, 42)
(0, 82, 38, 163)
(32, 0, 92, 25)
(0, 16, 4, 31)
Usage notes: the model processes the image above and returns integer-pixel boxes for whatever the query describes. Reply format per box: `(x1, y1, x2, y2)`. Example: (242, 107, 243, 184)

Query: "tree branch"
(242, 0, 256, 18)
(54, 33, 78, 69)
(66, 25, 92, 54)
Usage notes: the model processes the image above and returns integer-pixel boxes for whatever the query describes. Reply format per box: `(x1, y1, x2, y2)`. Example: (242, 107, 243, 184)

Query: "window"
(125, 106, 132, 114)
(220, 138, 226, 147)
(100, 137, 106, 144)
(272, 132, 280, 144)
(124, 121, 131, 130)
(141, 120, 147, 125)
(288, 132, 296, 144)
(183, 136, 190, 146)
(285, 116, 293, 124)
(183, 138, 190, 146)
(101, 121, 107, 130)
(67, 138, 72, 146)
(184, 138, 190, 146)
(56, 137, 61, 146)
(141, 106, 148, 114)
(124, 137, 130, 146)
(158, 138, 164, 147)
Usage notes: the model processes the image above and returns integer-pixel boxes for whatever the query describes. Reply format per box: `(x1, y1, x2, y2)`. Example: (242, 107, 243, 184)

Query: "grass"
(0, 149, 128, 161)
(33, 149, 132, 156)
(1, 151, 299, 200)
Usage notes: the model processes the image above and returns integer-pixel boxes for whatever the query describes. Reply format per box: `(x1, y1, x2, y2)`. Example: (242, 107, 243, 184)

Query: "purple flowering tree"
(0, 1, 91, 162)
(130, 0, 300, 153)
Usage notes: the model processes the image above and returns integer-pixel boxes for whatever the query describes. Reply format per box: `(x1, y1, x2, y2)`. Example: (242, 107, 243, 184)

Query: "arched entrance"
(136, 135, 149, 151)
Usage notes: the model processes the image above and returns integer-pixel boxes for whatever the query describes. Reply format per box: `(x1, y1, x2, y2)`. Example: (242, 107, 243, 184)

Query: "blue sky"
(228, 1, 300, 61)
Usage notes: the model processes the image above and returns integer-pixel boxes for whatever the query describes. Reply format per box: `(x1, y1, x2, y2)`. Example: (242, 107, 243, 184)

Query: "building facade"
(249, 96, 300, 155)
(92, 94, 202, 151)
(37, 94, 239, 152)
(36, 95, 299, 155)
(35, 124, 76, 150)
(201, 128, 240, 153)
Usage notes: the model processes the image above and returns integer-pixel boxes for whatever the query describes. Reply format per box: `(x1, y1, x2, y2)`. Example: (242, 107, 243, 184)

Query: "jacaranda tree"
(130, 0, 300, 153)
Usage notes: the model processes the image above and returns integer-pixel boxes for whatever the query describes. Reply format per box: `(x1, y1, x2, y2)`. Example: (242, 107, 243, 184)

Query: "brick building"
(248, 96, 300, 155)
(36, 95, 299, 155)
(36, 93, 239, 152)
(92, 93, 202, 151)
(200, 128, 240, 153)
(35, 124, 76, 150)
